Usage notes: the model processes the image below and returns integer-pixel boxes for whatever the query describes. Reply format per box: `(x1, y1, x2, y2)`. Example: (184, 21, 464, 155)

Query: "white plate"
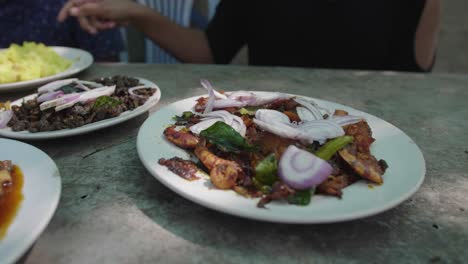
(0, 78, 161, 140)
(0, 138, 61, 264)
(137, 92, 426, 224)
(0, 46, 93, 93)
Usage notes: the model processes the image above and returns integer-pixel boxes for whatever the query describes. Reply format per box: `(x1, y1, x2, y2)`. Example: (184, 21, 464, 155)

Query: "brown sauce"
(0, 165, 24, 239)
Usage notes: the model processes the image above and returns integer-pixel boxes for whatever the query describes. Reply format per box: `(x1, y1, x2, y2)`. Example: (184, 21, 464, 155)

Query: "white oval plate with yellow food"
(0, 78, 161, 140)
(0, 138, 61, 264)
(0, 46, 93, 93)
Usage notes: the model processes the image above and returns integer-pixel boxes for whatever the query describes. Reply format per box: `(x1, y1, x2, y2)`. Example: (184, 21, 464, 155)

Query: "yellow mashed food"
(0, 42, 72, 84)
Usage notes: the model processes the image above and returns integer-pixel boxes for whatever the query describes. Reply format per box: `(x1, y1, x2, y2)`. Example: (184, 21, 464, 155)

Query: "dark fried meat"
(316, 174, 359, 198)
(7, 76, 155, 132)
(338, 144, 384, 184)
(344, 120, 375, 154)
(257, 182, 295, 208)
(164, 126, 200, 149)
(158, 157, 200, 181)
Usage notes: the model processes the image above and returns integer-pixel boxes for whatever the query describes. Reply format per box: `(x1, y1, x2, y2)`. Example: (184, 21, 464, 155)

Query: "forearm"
(130, 5, 214, 63)
(414, 0, 440, 71)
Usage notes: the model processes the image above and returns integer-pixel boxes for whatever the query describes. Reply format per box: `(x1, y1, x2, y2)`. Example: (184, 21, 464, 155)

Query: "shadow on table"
(125, 167, 409, 260)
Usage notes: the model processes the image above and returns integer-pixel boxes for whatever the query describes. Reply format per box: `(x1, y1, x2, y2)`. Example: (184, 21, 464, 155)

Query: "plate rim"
(0, 46, 94, 92)
(0, 77, 161, 140)
(0, 138, 61, 264)
(137, 92, 426, 224)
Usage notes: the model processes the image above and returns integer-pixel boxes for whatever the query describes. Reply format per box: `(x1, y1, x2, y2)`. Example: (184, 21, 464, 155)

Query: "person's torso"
(246, 0, 421, 70)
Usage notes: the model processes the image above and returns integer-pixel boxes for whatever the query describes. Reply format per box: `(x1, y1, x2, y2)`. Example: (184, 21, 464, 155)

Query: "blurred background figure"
(0, 0, 124, 62)
(58, 0, 440, 72)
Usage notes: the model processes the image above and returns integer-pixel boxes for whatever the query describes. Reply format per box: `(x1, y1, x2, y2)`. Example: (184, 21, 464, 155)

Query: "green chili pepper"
(315, 136, 353, 160)
(288, 188, 315, 206)
(254, 153, 278, 185)
(252, 177, 272, 194)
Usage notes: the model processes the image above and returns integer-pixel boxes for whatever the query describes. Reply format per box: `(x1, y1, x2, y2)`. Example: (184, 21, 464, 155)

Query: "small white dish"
(0, 46, 93, 93)
(0, 138, 61, 264)
(0, 78, 161, 140)
(137, 92, 426, 224)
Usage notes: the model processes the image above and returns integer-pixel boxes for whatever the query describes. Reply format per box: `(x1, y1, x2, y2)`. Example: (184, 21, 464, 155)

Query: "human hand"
(57, 0, 141, 34)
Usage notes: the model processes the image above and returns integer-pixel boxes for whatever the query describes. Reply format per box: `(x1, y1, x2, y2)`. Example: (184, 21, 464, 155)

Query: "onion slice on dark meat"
(0, 110, 13, 129)
(200, 79, 227, 99)
(329, 115, 364, 126)
(294, 98, 324, 120)
(36, 90, 64, 103)
(128, 85, 157, 98)
(278, 145, 332, 190)
(37, 78, 78, 94)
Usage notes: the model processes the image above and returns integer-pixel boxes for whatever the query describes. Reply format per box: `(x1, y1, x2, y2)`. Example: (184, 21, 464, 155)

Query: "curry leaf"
(200, 121, 254, 152)
(93, 96, 122, 110)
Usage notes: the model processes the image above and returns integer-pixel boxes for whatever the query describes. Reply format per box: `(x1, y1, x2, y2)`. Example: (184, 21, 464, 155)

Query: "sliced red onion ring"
(201, 79, 227, 99)
(77, 80, 103, 88)
(190, 118, 222, 135)
(128, 85, 156, 99)
(0, 110, 13, 129)
(203, 82, 216, 114)
(253, 118, 307, 141)
(212, 99, 246, 109)
(79, 86, 116, 103)
(255, 109, 291, 124)
(296, 120, 345, 144)
(294, 98, 323, 120)
(74, 81, 91, 91)
(37, 78, 78, 94)
(329, 115, 364, 126)
(198, 110, 246, 136)
(36, 91, 64, 103)
(228, 91, 257, 104)
(249, 92, 291, 106)
(40, 93, 81, 111)
(278, 145, 333, 190)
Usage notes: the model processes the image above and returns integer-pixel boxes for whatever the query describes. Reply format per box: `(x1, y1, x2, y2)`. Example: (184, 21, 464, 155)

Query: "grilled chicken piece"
(164, 126, 200, 149)
(317, 173, 359, 198)
(194, 146, 243, 189)
(344, 120, 375, 154)
(338, 145, 384, 184)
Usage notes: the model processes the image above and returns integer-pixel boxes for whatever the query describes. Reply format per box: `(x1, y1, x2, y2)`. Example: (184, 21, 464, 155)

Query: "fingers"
(77, 16, 98, 35)
(69, 2, 103, 17)
(89, 17, 116, 31)
(57, 0, 93, 22)
(57, 0, 76, 22)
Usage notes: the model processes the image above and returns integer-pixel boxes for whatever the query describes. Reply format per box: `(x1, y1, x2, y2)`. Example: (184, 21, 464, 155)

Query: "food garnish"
(160, 80, 388, 207)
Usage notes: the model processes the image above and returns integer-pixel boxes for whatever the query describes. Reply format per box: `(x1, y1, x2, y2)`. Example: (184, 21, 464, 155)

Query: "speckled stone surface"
(1, 64, 467, 264)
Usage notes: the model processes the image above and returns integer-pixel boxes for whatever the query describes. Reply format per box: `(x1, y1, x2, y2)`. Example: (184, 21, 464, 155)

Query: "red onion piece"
(212, 99, 246, 109)
(36, 91, 64, 103)
(79, 86, 116, 103)
(128, 85, 156, 99)
(255, 109, 291, 124)
(200, 79, 227, 99)
(0, 110, 13, 129)
(294, 98, 323, 120)
(40, 93, 81, 111)
(278, 145, 332, 190)
(297, 120, 345, 144)
(190, 118, 223, 135)
(37, 78, 78, 94)
(330, 115, 364, 126)
(253, 118, 306, 141)
(204, 83, 216, 114)
(196, 110, 246, 136)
